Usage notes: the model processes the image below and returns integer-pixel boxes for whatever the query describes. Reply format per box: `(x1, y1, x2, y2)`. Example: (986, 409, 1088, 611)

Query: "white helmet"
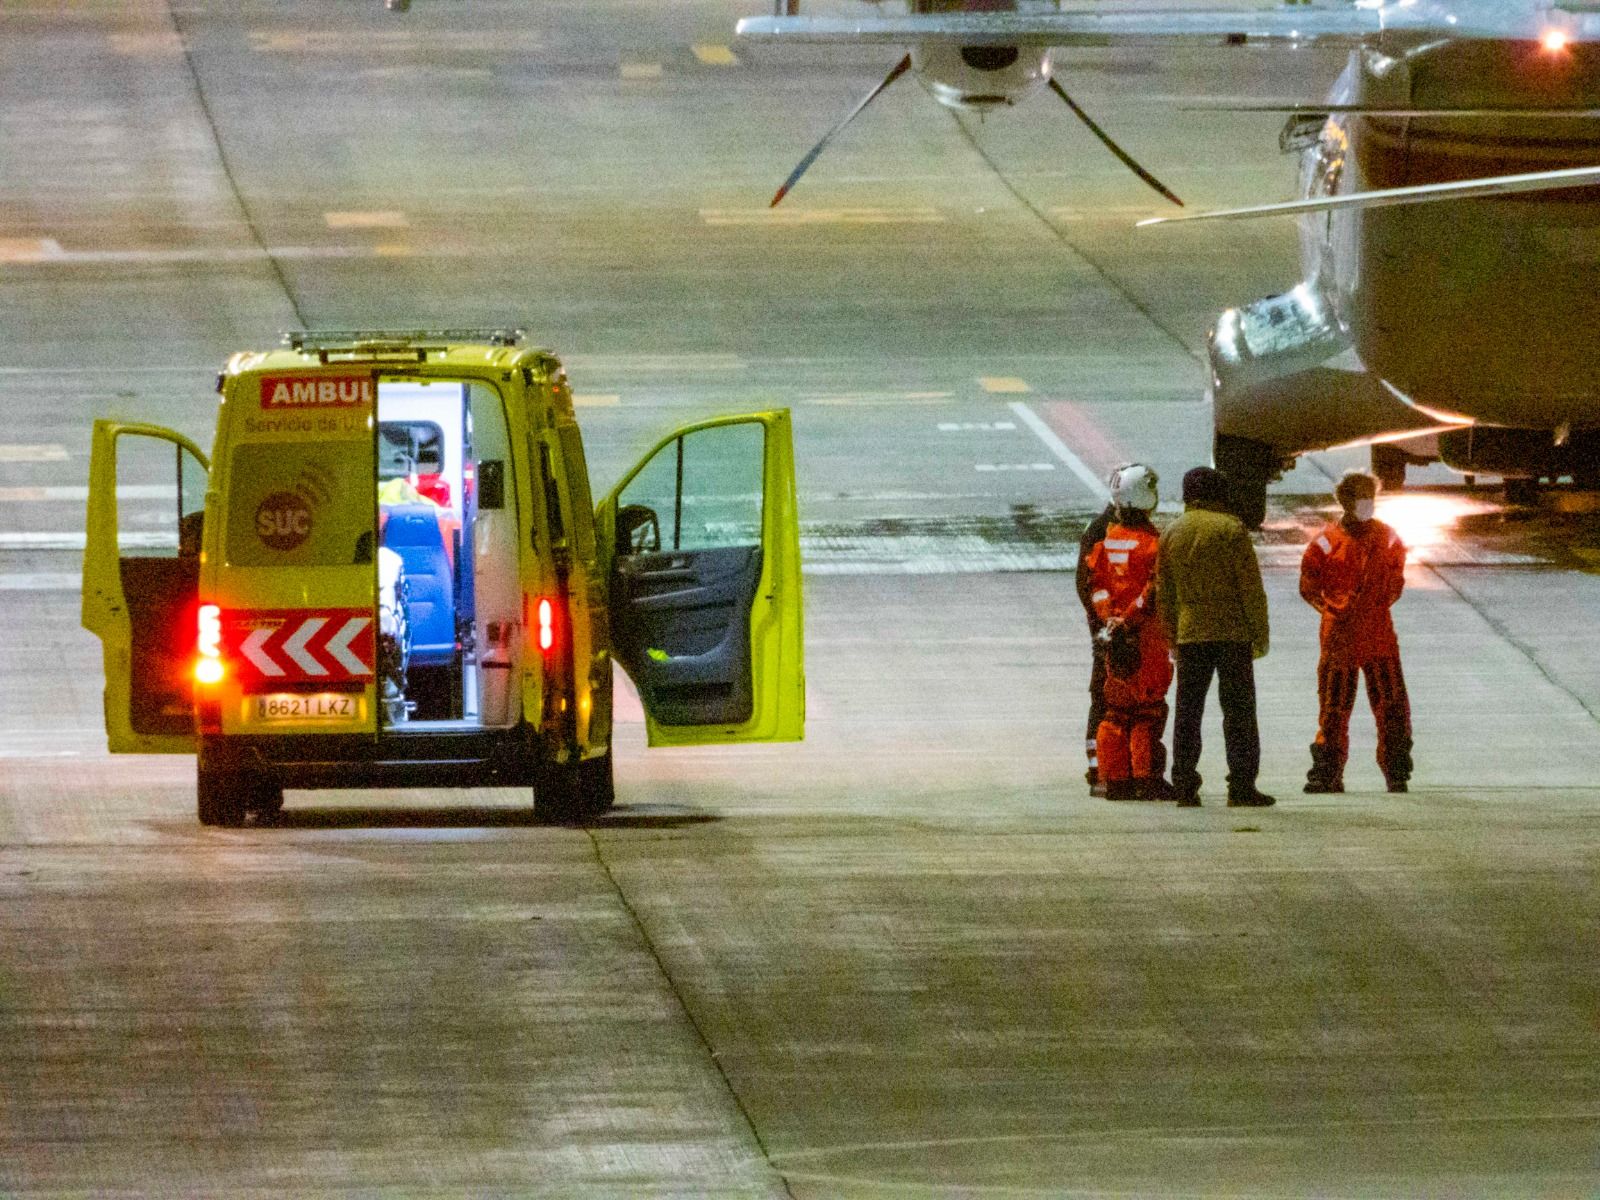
(1109, 462, 1159, 512)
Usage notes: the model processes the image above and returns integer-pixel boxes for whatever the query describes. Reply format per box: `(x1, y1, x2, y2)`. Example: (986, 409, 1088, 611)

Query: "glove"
(1253, 639, 1269, 660)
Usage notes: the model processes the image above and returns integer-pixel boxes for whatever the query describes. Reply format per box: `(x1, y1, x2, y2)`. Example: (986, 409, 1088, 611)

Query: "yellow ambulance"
(81, 329, 804, 825)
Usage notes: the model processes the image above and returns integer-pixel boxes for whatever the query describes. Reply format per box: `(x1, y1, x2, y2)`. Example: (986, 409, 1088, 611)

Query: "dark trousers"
(1086, 644, 1107, 771)
(1171, 640, 1259, 797)
(1311, 655, 1413, 784)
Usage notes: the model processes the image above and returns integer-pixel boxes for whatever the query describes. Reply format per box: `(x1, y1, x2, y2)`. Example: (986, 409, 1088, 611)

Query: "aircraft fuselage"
(1311, 38, 1600, 428)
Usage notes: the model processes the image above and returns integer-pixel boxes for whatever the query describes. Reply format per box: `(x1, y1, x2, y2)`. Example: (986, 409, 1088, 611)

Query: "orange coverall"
(1299, 517, 1413, 785)
(1084, 521, 1173, 791)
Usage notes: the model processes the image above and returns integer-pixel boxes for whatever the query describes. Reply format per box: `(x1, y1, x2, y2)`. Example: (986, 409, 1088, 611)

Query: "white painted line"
(979, 376, 1031, 394)
(0, 444, 69, 463)
(0, 573, 80, 591)
(572, 394, 620, 407)
(975, 463, 1056, 472)
(938, 421, 1017, 432)
(1007, 400, 1112, 502)
(621, 62, 663, 80)
(0, 532, 172, 550)
(324, 211, 409, 229)
(692, 44, 738, 65)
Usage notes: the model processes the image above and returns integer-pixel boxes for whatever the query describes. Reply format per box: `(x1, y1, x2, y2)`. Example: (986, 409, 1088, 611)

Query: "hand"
(1253, 640, 1268, 660)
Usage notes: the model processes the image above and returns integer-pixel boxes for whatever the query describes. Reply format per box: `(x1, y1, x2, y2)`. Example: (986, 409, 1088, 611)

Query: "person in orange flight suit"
(1083, 464, 1175, 801)
(1300, 470, 1414, 794)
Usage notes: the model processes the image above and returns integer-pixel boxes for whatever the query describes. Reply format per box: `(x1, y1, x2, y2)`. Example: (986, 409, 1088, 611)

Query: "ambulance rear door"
(215, 371, 380, 738)
(597, 411, 804, 747)
(81, 421, 209, 753)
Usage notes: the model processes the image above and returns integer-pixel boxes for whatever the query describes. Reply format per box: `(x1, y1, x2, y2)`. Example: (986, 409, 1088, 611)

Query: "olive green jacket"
(1156, 501, 1270, 655)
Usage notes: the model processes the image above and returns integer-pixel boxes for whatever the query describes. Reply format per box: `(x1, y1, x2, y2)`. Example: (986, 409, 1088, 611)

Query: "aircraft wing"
(1137, 163, 1600, 226)
(736, 6, 1600, 49)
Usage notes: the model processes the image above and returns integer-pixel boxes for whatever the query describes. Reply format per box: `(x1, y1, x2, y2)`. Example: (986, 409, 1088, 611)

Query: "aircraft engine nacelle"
(912, 43, 1052, 111)
(1437, 427, 1600, 482)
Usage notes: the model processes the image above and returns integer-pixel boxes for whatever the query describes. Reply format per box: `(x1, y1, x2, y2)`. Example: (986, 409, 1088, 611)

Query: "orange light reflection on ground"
(1376, 493, 1493, 551)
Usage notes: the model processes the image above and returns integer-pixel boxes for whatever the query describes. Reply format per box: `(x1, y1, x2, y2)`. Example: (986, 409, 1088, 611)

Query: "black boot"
(1227, 788, 1276, 807)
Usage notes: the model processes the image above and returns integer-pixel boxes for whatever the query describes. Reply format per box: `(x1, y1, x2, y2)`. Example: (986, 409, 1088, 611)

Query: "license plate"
(251, 693, 361, 723)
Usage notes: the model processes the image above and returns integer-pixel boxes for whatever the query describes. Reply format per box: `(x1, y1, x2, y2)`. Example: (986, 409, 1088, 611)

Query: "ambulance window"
(226, 441, 372, 567)
(377, 421, 443, 480)
(115, 434, 206, 558)
(617, 422, 764, 553)
(466, 383, 512, 512)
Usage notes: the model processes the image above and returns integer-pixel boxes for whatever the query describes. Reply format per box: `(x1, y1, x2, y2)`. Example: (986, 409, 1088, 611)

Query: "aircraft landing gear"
(1214, 432, 1276, 530)
(1371, 444, 1408, 493)
(1504, 477, 1540, 507)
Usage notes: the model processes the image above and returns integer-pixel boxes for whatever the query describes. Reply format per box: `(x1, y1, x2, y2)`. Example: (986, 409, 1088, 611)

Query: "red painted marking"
(1034, 400, 1129, 480)
(259, 375, 373, 410)
(221, 608, 374, 691)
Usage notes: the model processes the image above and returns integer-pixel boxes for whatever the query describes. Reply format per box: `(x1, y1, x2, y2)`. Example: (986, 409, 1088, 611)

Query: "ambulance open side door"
(82, 421, 209, 754)
(597, 411, 804, 747)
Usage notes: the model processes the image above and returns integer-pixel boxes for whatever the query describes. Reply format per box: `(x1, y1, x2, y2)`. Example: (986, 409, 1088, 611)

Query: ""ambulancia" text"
(260, 376, 373, 410)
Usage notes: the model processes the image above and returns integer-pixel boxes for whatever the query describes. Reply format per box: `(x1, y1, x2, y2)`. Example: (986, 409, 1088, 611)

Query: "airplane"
(738, 2, 1600, 526)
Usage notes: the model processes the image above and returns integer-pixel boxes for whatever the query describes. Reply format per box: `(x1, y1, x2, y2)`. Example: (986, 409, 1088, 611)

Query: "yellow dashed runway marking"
(0, 239, 63, 264)
(621, 62, 664, 80)
(979, 376, 1032, 394)
(249, 31, 542, 54)
(700, 207, 944, 226)
(572, 394, 621, 408)
(0, 445, 69, 463)
(372, 243, 414, 258)
(692, 44, 738, 66)
(324, 211, 409, 229)
(108, 32, 183, 57)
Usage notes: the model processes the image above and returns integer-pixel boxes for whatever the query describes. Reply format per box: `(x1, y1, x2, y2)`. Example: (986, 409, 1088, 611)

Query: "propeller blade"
(1047, 77, 1183, 207)
(771, 53, 912, 206)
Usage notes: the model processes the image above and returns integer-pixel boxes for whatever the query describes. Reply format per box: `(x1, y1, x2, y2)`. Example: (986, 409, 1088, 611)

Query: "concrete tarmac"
(2, 1, 1599, 1195)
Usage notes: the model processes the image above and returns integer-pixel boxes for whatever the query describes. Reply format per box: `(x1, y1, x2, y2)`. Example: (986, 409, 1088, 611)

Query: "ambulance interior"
(375, 379, 519, 732)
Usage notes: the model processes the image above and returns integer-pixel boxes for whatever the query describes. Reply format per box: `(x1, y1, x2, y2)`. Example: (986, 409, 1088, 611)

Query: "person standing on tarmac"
(1082, 464, 1174, 801)
(1299, 470, 1414, 794)
(1156, 466, 1275, 808)
(1076, 499, 1115, 797)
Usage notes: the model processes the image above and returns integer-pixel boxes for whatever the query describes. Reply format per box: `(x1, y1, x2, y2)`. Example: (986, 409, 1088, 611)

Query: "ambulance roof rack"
(282, 328, 526, 362)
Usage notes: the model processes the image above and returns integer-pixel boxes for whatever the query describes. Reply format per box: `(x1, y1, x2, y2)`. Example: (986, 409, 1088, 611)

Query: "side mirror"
(616, 504, 661, 555)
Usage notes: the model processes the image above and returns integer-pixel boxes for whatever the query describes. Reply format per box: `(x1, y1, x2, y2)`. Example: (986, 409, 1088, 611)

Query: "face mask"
(1352, 498, 1375, 521)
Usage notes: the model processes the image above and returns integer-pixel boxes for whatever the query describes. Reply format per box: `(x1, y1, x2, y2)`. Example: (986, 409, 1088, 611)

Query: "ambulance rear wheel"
(246, 779, 284, 821)
(196, 763, 248, 828)
(533, 752, 613, 824)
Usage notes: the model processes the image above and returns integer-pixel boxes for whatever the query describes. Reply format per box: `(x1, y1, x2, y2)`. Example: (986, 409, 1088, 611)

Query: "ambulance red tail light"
(537, 598, 556, 654)
(195, 604, 224, 684)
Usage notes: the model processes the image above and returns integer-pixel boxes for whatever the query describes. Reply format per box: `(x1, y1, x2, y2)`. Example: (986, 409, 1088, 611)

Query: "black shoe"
(1104, 780, 1138, 802)
(1303, 779, 1344, 794)
(1386, 780, 1408, 793)
(1175, 793, 1202, 808)
(1139, 778, 1177, 802)
(1228, 789, 1276, 807)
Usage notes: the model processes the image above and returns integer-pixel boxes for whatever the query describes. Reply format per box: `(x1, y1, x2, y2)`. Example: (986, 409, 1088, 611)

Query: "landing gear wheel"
(196, 761, 248, 828)
(534, 751, 614, 825)
(1504, 477, 1540, 507)
(1371, 444, 1408, 493)
(1213, 433, 1275, 530)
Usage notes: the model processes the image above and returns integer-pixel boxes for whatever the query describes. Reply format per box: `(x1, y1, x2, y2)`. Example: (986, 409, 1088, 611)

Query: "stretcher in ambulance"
(81, 330, 805, 825)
